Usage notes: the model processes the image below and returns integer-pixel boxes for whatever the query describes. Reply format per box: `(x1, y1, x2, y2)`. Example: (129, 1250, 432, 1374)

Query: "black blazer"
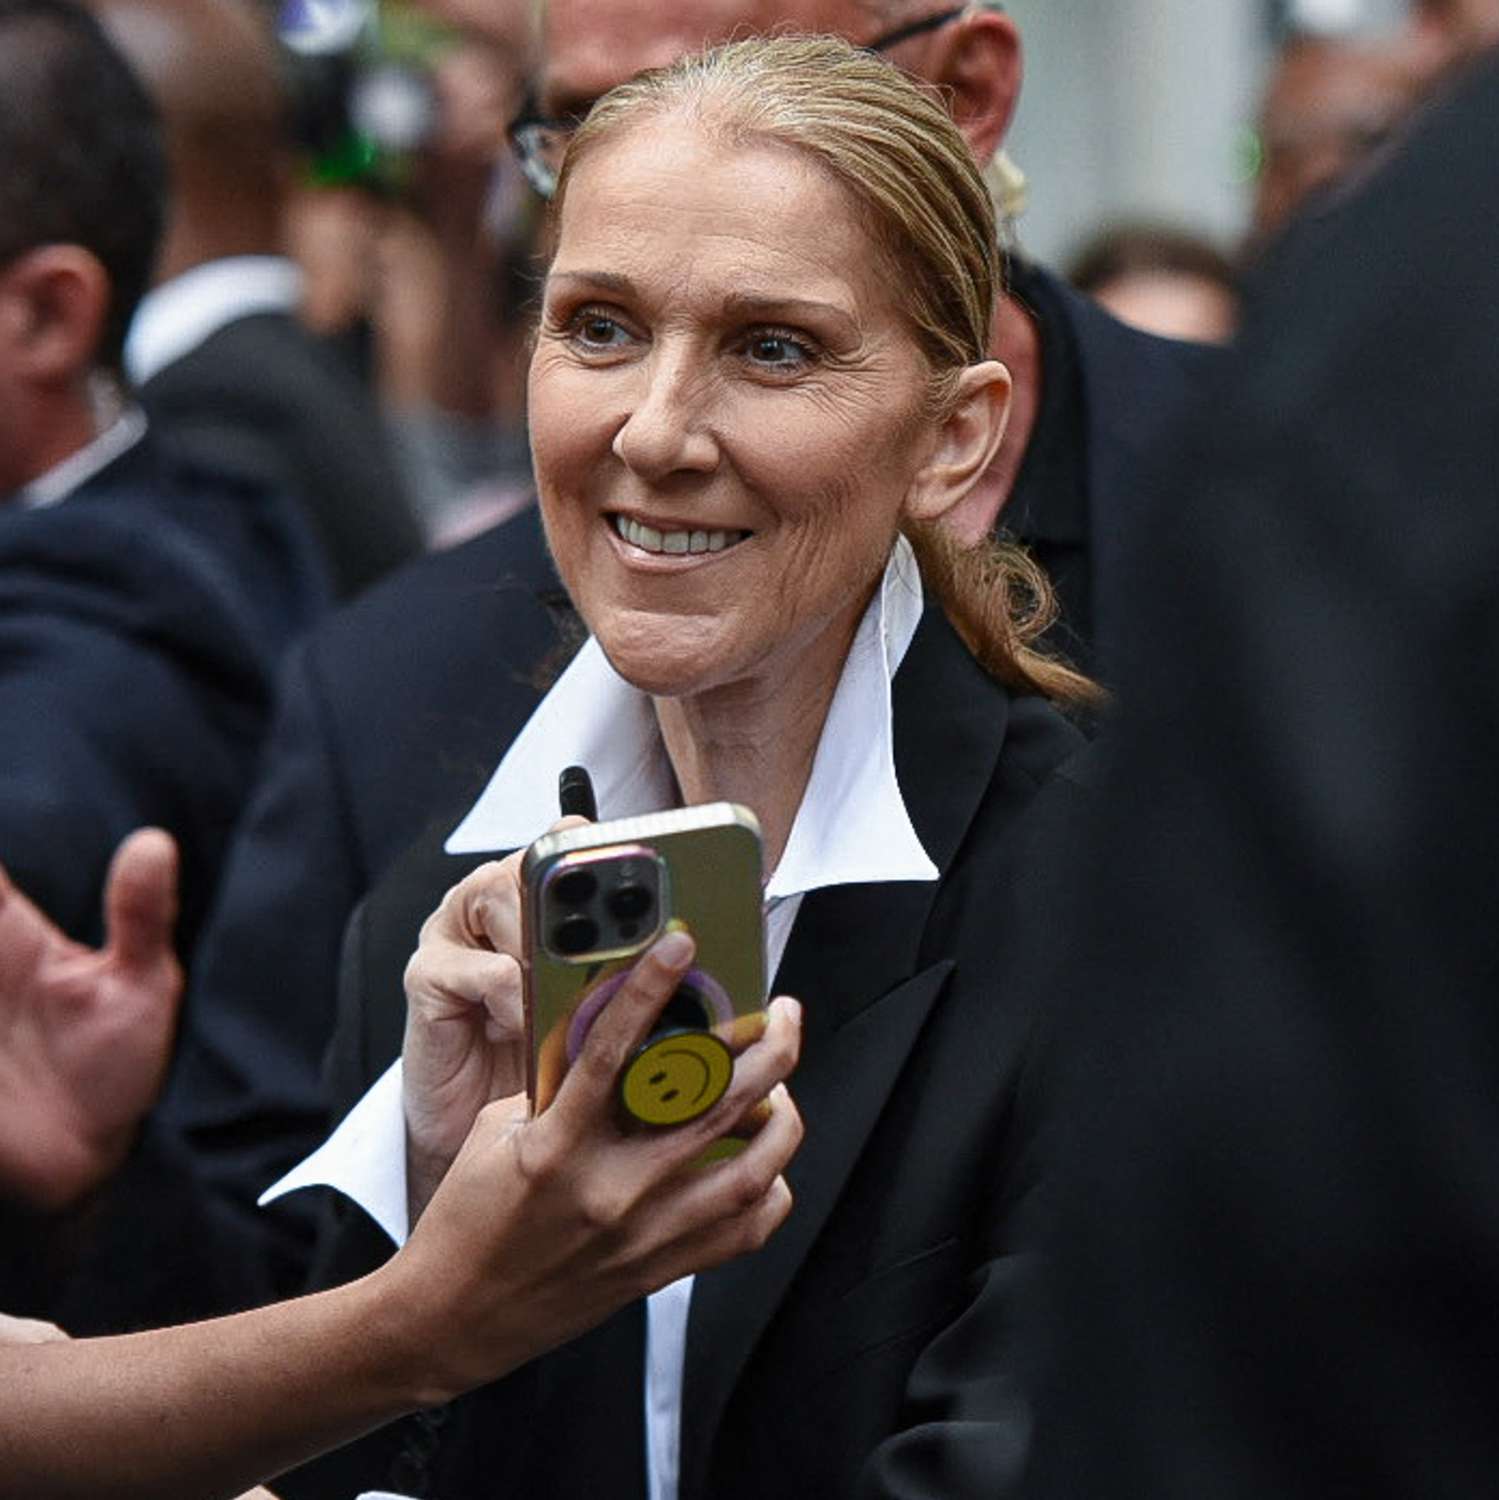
(0, 437, 329, 1329)
(1005, 265, 1219, 680)
(284, 605, 1090, 1500)
(142, 308, 423, 598)
(1024, 56, 1499, 1500)
(0, 435, 328, 950)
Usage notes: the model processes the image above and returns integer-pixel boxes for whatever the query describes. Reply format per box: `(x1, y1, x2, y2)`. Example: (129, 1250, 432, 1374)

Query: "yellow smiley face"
(620, 1030, 734, 1127)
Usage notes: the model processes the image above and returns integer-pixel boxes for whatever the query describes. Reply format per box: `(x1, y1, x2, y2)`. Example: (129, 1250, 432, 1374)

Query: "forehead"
(540, 0, 866, 114)
(550, 125, 896, 320)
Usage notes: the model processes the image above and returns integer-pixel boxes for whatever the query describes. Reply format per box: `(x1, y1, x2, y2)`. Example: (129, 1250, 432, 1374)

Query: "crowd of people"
(2, 1, 1497, 1497)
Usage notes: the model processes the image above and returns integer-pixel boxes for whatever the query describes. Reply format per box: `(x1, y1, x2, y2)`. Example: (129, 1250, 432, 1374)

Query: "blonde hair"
(552, 34, 1100, 710)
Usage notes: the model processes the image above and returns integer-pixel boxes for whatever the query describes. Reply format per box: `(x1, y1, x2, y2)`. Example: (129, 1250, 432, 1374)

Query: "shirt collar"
(124, 255, 304, 386)
(445, 533, 938, 898)
(19, 405, 148, 510)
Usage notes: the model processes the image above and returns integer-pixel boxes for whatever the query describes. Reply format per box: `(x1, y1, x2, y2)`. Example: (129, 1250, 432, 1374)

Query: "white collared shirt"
(123, 256, 304, 386)
(264, 535, 937, 1500)
(18, 406, 148, 510)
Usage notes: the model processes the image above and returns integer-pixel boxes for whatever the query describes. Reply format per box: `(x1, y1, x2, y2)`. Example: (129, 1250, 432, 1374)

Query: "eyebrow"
(546, 275, 861, 341)
(547, 270, 638, 296)
(722, 294, 860, 342)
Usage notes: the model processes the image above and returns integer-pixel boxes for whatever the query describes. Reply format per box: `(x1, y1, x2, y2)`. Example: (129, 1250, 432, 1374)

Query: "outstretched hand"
(0, 829, 182, 1210)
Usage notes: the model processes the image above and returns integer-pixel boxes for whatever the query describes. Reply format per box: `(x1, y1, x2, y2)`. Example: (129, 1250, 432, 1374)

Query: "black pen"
(558, 764, 597, 821)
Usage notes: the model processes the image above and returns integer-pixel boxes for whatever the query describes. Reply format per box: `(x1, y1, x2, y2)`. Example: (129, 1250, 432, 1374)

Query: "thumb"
(103, 828, 180, 972)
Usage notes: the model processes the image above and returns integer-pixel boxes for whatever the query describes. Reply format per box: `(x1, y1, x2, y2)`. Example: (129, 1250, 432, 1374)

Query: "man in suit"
(0, 0, 327, 1321)
(1021, 38, 1499, 1500)
(0, 0, 328, 951)
(94, 0, 424, 600)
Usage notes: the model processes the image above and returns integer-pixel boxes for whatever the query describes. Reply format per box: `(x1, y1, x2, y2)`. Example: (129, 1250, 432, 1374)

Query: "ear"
(927, 8, 1023, 167)
(903, 360, 1012, 526)
(0, 245, 111, 387)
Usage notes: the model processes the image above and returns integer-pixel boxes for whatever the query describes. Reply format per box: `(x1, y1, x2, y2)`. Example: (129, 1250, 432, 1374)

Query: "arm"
(0, 939, 802, 1500)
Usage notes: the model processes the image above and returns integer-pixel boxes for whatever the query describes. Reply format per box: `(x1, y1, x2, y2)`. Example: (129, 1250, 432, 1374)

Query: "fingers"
(683, 996, 802, 1152)
(405, 939, 523, 1034)
(102, 829, 180, 974)
(421, 856, 524, 955)
(640, 1084, 803, 1284)
(552, 930, 698, 1118)
(422, 820, 590, 956)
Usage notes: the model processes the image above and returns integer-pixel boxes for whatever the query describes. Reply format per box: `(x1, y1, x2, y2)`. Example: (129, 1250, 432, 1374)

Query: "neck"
(155, 171, 284, 285)
(939, 286, 1043, 544)
(651, 601, 866, 879)
(8, 387, 105, 495)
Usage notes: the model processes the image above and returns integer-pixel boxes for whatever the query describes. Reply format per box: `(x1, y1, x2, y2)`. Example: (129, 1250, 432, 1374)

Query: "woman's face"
(528, 121, 943, 701)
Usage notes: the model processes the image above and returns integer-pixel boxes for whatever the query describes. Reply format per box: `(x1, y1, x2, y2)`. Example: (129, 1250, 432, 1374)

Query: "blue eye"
(566, 309, 633, 351)
(741, 331, 822, 375)
(744, 330, 815, 371)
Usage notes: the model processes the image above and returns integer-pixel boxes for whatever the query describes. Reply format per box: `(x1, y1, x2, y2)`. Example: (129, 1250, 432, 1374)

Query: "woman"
(299, 32, 1098, 1500)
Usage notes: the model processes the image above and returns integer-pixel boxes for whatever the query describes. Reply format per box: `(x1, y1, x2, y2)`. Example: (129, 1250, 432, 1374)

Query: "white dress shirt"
(123, 255, 304, 386)
(264, 534, 938, 1500)
(18, 404, 148, 510)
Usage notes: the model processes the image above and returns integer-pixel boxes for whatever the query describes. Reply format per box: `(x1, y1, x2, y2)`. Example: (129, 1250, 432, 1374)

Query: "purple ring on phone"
(565, 963, 733, 1063)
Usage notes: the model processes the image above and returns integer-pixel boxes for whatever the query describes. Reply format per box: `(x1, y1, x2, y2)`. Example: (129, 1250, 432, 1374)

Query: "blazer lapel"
(678, 609, 1012, 1498)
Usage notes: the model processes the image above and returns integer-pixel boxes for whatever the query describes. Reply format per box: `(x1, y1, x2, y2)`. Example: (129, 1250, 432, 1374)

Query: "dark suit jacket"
(1005, 264, 1218, 680)
(0, 435, 328, 1326)
(284, 604, 1090, 1500)
(1023, 55, 1499, 1500)
(142, 308, 423, 598)
(156, 508, 571, 1301)
(0, 435, 328, 950)
(154, 274, 1203, 1317)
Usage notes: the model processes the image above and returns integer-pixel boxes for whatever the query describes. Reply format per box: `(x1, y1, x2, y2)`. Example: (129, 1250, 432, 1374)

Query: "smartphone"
(521, 802, 766, 1126)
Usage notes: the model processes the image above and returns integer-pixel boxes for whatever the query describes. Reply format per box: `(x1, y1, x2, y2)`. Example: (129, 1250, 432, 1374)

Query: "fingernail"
(654, 929, 693, 965)
(771, 996, 802, 1028)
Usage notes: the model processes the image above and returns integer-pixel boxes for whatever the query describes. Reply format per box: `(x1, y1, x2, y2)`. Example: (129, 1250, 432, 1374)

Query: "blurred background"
(1007, 0, 1412, 264)
(240, 0, 1450, 539)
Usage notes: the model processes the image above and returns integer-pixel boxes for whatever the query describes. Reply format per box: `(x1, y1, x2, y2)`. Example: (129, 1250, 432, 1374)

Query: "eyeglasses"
(507, 5, 975, 200)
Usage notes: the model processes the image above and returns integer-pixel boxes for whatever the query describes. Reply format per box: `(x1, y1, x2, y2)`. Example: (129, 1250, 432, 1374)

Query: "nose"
(610, 347, 720, 481)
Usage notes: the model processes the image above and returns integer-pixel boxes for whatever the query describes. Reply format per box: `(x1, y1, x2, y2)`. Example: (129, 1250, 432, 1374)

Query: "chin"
(593, 612, 740, 700)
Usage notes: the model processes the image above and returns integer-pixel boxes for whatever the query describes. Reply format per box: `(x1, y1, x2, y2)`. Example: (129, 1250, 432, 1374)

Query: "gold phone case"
(521, 802, 765, 1118)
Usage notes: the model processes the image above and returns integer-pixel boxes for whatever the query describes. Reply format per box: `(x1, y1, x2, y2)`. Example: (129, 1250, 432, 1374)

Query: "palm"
(0, 831, 181, 1209)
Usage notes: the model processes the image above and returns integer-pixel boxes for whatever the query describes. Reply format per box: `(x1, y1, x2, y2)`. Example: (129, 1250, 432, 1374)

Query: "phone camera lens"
(553, 913, 599, 956)
(608, 884, 652, 921)
(553, 868, 598, 906)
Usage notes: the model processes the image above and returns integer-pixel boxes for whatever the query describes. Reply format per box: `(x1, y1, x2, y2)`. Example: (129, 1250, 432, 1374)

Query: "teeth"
(613, 515, 747, 556)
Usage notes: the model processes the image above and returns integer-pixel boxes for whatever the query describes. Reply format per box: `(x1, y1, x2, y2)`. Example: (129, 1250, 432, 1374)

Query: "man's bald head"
(85, 0, 290, 271)
(88, 0, 286, 200)
(536, 0, 1021, 172)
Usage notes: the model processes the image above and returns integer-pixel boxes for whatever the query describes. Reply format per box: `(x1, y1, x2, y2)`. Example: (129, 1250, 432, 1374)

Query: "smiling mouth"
(612, 514, 752, 557)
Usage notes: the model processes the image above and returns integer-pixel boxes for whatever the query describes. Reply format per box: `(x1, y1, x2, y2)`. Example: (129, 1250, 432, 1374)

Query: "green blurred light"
(1232, 126, 1266, 184)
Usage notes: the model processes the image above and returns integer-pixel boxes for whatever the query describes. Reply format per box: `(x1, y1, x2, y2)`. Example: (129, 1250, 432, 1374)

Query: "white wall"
(1001, 0, 1419, 269)
(1002, 0, 1269, 267)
